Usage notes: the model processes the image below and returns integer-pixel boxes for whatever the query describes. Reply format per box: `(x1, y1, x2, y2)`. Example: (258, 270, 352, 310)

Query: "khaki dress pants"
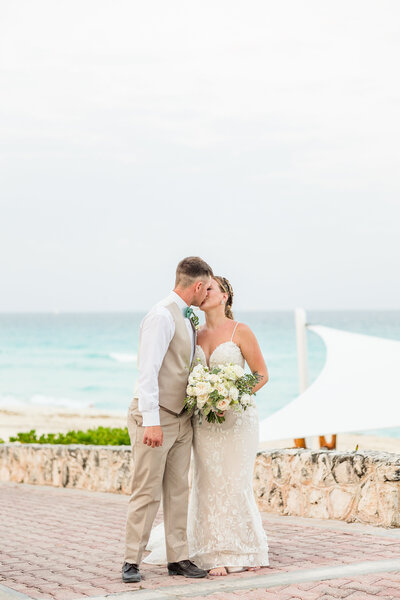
(124, 399, 193, 565)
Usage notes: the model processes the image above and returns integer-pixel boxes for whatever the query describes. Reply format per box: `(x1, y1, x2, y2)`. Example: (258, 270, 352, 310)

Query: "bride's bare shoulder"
(235, 321, 252, 333)
(235, 322, 257, 342)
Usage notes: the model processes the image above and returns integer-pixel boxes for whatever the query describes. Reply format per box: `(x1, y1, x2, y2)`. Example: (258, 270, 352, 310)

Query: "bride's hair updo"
(213, 276, 234, 320)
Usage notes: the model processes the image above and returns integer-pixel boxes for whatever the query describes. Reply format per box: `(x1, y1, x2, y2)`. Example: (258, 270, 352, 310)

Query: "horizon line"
(0, 308, 400, 315)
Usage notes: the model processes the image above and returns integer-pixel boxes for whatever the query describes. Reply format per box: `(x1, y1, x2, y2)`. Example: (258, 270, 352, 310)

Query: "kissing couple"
(123, 256, 269, 582)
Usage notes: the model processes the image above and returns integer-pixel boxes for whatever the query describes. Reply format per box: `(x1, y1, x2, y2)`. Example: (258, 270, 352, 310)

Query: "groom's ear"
(193, 280, 202, 293)
(195, 279, 205, 290)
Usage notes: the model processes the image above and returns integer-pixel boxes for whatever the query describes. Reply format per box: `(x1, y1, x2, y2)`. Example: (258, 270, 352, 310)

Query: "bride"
(145, 276, 270, 576)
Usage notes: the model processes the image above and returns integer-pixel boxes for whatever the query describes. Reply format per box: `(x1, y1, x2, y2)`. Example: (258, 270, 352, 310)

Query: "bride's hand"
(217, 411, 225, 417)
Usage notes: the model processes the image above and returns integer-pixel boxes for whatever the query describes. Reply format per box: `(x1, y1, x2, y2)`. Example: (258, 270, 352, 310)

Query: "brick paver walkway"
(1, 482, 400, 599)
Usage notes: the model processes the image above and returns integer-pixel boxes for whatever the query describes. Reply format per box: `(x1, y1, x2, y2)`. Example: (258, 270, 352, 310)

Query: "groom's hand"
(143, 426, 163, 448)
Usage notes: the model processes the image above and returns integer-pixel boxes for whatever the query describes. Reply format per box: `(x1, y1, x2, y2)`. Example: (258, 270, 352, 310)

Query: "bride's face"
(200, 278, 227, 311)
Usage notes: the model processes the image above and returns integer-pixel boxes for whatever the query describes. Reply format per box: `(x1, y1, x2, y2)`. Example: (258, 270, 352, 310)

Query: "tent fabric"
(259, 325, 400, 442)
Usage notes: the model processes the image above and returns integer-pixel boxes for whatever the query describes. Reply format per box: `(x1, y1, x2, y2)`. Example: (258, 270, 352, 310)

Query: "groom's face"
(192, 276, 211, 307)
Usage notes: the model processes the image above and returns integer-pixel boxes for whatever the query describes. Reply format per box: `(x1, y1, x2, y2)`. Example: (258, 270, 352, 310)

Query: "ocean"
(1, 310, 400, 437)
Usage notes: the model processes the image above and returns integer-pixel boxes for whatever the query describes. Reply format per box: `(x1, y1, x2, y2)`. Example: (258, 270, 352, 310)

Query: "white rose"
(216, 398, 229, 411)
(209, 373, 221, 384)
(195, 381, 212, 396)
(229, 386, 239, 401)
(216, 384, 229, 397)
(186, 385, 196, 397)
(189, 373, 204, 385)
(192, 364, 205, 376)
(196, 395, 208, 409)
(223, 366, 237, 381)
(232, 365, 245, 378)
(241, 393, 252, 406)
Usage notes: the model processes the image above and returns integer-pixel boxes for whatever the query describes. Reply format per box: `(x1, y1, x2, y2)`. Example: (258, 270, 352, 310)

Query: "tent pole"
(294, 308, 308, 448)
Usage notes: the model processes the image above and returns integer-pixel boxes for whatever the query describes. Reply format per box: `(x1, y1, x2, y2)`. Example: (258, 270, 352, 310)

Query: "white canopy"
(259, 325, 400, 442)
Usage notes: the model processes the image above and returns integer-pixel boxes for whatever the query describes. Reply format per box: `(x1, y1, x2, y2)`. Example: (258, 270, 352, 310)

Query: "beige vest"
(158, 302, 196, 415)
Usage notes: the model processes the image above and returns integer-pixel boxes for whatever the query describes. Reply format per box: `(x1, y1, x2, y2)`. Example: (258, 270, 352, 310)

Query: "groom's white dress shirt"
(136, 291, 195, 427)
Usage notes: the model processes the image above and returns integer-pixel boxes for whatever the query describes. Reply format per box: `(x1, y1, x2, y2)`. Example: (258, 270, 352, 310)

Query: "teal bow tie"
(184, 307, 194, 319)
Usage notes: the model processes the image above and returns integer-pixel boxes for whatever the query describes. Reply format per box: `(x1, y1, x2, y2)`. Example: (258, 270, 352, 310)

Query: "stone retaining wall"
(1, 444, 399, 527)
(0, 444, 133, 494)
(254, 449, 400, 528)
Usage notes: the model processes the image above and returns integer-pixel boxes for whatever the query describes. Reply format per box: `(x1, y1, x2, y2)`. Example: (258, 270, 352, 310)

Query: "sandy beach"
(1, 407, 399, 453)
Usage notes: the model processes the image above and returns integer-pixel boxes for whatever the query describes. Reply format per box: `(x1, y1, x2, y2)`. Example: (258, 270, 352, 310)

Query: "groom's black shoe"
(122, 562, 141, 583)
(167, 559, 207, 578)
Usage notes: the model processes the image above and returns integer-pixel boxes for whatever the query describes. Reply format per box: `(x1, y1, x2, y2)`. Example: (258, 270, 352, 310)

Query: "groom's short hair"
(175, 257, 213, 288)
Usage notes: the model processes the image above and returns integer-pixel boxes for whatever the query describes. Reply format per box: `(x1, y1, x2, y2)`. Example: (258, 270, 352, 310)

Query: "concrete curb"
(84, 559, 400, 599)
(0, 584, 33, 600)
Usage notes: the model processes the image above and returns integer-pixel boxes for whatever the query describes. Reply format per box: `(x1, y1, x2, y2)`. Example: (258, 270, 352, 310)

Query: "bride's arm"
(237, 324, 269, 393)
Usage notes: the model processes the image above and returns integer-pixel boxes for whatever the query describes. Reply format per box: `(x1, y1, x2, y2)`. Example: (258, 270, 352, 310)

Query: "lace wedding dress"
(144, 332, 269, 570)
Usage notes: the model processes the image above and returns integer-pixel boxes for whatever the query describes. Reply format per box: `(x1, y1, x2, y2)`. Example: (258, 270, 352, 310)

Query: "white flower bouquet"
(184, 363, 261, 423)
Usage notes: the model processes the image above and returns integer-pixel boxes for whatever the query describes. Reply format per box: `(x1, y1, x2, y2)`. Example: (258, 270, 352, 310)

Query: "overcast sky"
(1, 0, 399, 311)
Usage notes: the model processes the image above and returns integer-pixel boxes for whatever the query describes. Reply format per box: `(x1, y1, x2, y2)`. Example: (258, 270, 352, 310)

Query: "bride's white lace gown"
(144, 334, 269, 569)
(188, 340, 269, 570)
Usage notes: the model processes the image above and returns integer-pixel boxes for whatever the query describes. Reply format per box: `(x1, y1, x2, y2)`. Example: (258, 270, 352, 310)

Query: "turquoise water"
(1, 311, 400, 437)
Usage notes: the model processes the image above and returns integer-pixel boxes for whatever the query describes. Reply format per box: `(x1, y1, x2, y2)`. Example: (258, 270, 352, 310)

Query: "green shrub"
(9, 426, 130, 445)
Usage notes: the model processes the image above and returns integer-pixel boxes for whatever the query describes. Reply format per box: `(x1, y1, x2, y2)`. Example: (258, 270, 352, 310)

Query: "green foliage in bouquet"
(202, 387, 225, 424)
(8, 426, 130, 445)
(235, 371, 262, 397)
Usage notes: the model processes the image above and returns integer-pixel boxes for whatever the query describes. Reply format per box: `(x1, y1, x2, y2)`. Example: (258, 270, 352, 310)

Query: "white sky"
(1, 0, 399, 311)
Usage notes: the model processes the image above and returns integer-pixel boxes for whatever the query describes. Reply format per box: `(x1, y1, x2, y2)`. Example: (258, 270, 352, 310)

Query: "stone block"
(271, 454, 290, 483)
(286, 485, 303, 516)
(376, 463, 400, 482)
(332, 455, 361, 485)
(355, 478, 380, 524)
(266, 485, 285, 514)
(311, 452, 336, 487)
(378, 483, 400, 527)
(329, 487, 355, 519)
(305, 487, 329, 519)
(353, 453, 369, 479)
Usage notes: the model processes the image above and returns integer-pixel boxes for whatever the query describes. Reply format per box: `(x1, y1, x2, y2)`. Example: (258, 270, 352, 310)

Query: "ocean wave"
(30, 394, 91, 409)
(0, 394, 91, 411)
(0, 395, 26, 409)
(109, 352, 137, 363)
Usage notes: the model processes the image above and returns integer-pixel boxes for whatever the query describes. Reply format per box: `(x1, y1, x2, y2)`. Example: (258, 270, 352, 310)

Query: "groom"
(123, 256, 213, 582)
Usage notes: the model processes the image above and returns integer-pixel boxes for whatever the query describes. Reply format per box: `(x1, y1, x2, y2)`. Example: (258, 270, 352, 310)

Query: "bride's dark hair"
(213, 276, 234, 320)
